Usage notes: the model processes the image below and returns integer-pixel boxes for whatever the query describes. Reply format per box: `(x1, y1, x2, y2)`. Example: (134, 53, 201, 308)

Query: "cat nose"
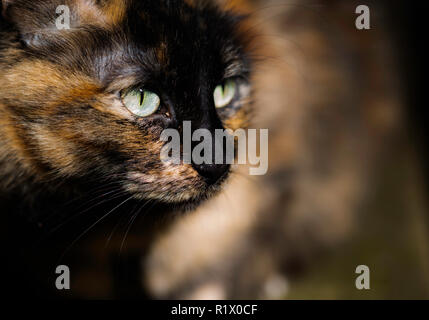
(192, 163, 229, 185)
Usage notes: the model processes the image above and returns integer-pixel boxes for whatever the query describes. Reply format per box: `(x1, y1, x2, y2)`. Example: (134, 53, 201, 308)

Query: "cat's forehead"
(5, 0, 250, 86)
(125, 0, 241, 46)
(114, 0, 248, 83)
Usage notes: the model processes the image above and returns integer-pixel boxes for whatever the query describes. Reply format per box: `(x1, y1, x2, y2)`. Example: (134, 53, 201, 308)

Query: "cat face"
(0, 0, 253, 205)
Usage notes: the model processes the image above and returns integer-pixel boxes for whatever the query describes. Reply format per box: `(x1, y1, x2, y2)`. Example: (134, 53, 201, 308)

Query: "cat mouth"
(124, 167, 230, 207)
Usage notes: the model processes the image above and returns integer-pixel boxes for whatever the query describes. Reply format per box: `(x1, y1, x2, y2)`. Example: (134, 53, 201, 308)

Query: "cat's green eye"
(214, 80, 237, 108)
(122, 89, 160, 117)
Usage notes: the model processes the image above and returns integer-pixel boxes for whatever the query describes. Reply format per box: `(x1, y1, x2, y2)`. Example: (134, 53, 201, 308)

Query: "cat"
(0, 0, 254, 206)
(0, 0, 406, 299)
(0, 0, 257, 298)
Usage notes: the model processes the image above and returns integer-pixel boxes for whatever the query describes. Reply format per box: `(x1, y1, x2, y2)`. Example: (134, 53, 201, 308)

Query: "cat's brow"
(224, 60, 248, 79)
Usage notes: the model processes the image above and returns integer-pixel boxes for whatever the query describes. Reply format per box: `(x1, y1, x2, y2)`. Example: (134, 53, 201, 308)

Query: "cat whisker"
(58, 195, 135, 263)
(118, 206, 141, 256)
(60, 181, 122, 207)
(116, 198, 156, 258)
(43, 188, 129, 239)
(104, 201, 140, 249)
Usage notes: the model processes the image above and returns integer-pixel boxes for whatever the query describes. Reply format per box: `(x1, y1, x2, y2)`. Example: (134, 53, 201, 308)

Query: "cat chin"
(124, 172, 229, 211)
(169, 182, 227, 212)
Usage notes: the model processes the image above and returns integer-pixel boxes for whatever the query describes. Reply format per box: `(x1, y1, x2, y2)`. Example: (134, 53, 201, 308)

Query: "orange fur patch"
(76, 0, 128, 27)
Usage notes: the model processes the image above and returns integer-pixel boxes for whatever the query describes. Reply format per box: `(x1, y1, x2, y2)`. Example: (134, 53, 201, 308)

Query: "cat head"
(0, 0, 254, 205)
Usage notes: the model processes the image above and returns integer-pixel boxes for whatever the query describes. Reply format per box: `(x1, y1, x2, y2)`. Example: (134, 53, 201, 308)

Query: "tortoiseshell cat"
(0, 0, 255, 297)
(0, 0, 405, 300)
(0, 0, 253, 204)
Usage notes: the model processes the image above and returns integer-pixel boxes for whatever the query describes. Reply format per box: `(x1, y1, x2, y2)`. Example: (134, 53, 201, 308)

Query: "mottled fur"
(0, 0, 252, 205)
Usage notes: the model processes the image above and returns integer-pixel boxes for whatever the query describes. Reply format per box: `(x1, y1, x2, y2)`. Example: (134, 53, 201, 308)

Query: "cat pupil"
(139, 89, 144, 106)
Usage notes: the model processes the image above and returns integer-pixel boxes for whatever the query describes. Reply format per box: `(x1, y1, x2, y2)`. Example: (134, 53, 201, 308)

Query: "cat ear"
(1, 0, 69, 47)
(1, 0, 127, 47)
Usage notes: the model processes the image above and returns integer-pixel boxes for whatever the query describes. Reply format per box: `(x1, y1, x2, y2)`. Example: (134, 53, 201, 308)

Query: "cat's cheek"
(221, 107, 250, 131)
(219, 89, 252, 130)
(223, 114, 247, 131)
(31, 126, 88, 176)
(92, 94, 135, 121)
